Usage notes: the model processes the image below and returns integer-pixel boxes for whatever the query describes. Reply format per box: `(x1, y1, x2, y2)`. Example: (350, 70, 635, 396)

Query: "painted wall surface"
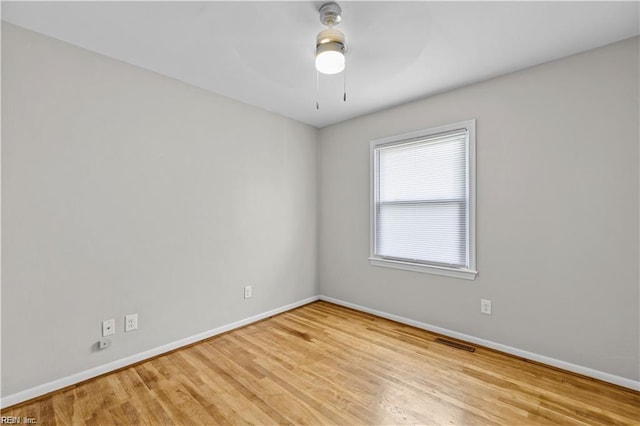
(2, 23, 318, 395)
(318, 37, 640, 380)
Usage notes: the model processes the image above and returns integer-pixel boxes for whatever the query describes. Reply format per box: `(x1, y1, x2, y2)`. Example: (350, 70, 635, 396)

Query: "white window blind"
(370, 120, 476, 279)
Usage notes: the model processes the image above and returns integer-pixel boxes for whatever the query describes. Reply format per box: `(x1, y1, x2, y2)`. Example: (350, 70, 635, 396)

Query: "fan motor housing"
(316, 28, 345, 48)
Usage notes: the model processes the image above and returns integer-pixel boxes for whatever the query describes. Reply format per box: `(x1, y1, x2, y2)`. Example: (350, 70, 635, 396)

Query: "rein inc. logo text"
(1, 417, 37, 424)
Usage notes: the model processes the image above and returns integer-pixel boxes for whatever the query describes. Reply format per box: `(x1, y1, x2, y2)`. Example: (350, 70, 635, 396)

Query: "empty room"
(1, 1, 639, 424)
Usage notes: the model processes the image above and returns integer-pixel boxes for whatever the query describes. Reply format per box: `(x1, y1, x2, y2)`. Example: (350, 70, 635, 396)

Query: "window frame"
(369, 119, 477, 280)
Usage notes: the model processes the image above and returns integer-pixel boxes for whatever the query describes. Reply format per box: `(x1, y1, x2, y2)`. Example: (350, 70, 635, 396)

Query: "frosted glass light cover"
(315, 49, 345, 74)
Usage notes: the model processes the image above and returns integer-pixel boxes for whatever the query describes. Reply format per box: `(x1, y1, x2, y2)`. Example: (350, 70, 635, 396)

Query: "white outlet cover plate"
(244, 286, 252, 299)
(481, 299, 492, 315)
(102, 319, 115, 336)
(125, 314, 138, 332)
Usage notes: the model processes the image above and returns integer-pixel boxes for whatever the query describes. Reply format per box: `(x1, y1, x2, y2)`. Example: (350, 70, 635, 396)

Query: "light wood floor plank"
(2, 301, 639, 425)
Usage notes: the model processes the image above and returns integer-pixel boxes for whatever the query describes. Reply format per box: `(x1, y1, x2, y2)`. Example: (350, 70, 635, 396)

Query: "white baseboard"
(319, 295, 640, 391)
(1, 296, 320, 409)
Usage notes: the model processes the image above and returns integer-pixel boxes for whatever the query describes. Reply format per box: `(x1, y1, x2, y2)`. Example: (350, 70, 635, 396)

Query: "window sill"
(368, 257, 477, 280)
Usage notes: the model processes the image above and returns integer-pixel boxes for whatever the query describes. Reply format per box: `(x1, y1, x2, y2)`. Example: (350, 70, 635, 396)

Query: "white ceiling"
(2, 1, 639, 128)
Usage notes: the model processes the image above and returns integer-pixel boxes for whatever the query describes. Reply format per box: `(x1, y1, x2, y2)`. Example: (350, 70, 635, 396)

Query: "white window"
(369, 120, 477, 280)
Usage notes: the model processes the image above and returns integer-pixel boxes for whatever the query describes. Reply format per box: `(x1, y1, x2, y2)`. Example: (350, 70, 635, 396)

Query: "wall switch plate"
(102, 319, 115, 336)
(125, 314, 138, 332)
(244, 285, 252, 299)
(481, 299, 492, 315)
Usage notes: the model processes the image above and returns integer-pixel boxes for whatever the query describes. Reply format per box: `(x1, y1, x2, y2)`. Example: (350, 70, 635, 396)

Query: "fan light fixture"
(315, 3, 346, 109)
(316, 29, 345, 74)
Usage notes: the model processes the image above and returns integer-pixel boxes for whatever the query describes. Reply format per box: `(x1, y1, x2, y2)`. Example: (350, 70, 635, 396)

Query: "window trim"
(369, 119, 477, 280)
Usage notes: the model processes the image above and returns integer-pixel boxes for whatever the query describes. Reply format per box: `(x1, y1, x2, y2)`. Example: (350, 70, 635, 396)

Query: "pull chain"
(343, 57, 347, 102)
(316, 70, 320, 110)
(316, 62, 347, 108)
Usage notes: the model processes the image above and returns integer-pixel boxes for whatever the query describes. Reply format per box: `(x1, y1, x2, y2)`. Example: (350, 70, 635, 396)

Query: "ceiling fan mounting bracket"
(319, 3, 342, 27)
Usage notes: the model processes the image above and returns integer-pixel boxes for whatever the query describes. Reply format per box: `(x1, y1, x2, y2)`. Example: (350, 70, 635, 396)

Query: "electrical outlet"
(481, 299, 492, 315)
(102, 319, 115, 336)
(125, 314, 138, 332)
(244, 285, 252, 299)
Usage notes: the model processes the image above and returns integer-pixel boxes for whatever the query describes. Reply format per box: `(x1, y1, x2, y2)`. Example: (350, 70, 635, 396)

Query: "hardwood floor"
(3, 301, 639, 425)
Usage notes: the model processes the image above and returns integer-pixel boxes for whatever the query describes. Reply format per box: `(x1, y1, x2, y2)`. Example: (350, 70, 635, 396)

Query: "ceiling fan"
(315, 2, 346, 109)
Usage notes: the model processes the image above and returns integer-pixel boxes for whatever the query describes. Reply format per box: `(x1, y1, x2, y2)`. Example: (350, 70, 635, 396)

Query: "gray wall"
(2, 23, 318, 395)
(318, 37, 640, 381)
